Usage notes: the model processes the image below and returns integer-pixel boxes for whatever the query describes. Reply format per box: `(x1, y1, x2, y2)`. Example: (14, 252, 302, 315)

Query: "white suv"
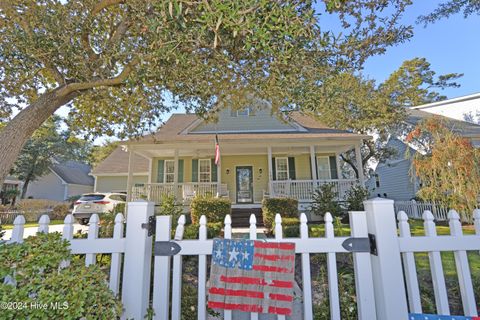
(72, 193, 126, 225)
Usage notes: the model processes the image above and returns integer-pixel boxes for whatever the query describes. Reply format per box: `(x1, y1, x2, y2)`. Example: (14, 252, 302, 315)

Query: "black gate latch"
(341, 234, 377, 255)
(154, 241, 181, 256)
(141, 216, 156, 237)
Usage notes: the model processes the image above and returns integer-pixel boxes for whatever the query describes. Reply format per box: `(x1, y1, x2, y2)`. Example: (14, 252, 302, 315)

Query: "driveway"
(1, 224, 89, 241)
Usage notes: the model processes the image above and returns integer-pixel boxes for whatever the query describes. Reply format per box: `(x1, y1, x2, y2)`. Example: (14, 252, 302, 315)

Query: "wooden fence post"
(363, 198, 408, 320)
(121, 200, 154, 320)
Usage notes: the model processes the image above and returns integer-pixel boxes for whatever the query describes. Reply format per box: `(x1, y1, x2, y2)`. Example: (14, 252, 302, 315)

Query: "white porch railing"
(131, 183, 227, 203)
(270, 179, 360, 201)
(394, 200, 450, 221)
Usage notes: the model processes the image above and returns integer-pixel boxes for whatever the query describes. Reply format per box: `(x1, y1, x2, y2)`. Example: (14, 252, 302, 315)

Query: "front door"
(236, 166, 253, 203)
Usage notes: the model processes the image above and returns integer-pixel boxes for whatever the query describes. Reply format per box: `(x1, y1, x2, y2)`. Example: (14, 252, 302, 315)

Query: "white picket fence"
(394, 200, 450, 220)
(3, 199, 480, 320)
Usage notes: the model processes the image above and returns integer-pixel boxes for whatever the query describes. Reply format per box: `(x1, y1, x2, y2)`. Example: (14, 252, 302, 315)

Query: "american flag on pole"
(208, 239, 295, 316)
(214, 134, 220, 165)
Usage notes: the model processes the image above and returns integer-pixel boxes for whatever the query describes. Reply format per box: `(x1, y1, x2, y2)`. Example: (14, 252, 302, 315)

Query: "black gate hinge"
(154, 241, 181, 256)
(341, 233, 377, 256)
(141, 216, 156, 237)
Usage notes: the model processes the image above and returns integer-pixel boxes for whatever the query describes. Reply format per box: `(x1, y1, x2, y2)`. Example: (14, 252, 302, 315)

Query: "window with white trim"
(237, 107, 251, 116)
(199, 159, 211, 182)
(316, 156, 331, 180)
(275, 157, 289, 180)
(164, 160, 175, 183)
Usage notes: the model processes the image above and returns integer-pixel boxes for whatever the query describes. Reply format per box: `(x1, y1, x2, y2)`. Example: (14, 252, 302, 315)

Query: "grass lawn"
(305, 219, 480, 315)
(1, 220, 65, 230)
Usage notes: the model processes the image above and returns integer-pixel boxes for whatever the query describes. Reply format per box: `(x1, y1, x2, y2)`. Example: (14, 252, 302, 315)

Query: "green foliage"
(89, 141, 120, 168)
(0, 232, 122, 319)
(311, 184, 343, 219)
(279, 217, 301, 238)
(190, 196, 231, 224)
(0, 224, 4, 239)
(157, 194, 183, 224)
(345, 185, 369, 211)
(418, 0, 480, 25)
(262, 197, 298, 231)
(183, 222, 223, 240)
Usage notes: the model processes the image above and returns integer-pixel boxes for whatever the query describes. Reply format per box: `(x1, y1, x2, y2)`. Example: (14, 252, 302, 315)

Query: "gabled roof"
(406, 108, 480, 138)
(90, 147, 149, 175)
(51, 161, 94, 186)
(127, 111, 368, 145)
(411, 92, 480, 110)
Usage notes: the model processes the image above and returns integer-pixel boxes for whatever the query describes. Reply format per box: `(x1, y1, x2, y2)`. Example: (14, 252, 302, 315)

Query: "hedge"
(190, 196, 231, 224)
(262, 197, 298, 231)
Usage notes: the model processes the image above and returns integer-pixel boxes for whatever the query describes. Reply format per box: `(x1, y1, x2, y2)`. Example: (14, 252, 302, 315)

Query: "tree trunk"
(21, 177, 30, 199)
(0, 87, 80, 185)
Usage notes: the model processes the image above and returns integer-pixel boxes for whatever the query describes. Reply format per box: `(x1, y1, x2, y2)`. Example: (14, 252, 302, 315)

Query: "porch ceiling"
(133, 141, 356, 159)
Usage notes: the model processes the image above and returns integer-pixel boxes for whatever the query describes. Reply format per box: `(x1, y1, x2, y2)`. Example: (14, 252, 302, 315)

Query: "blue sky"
(362, 2, 480, 98)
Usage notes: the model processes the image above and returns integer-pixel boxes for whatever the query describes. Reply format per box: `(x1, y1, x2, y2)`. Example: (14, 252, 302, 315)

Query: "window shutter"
(288, 157, 296, 180)
(211, 159, 217, 182)
(178, 159, 184, 182)
(157, 160, 165, 183)
(272, 157, 276, 180)
(329, 156, 338, 179)
(192, 159, 198, 182)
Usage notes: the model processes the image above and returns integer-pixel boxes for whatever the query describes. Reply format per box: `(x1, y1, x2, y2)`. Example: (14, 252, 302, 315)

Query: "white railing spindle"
(198, 215, 208, 320)
(324, 212, 340, 320)
(300, 213, 313, 320)
(397, 211, 422, 313)
(85, 214, 99, 266)
(109, 213, 124, 295)
(38, 214, 50, 234)
(171, 215, 186, 320)
(423, 210, 450, 315)
(448, 210, 477, 316)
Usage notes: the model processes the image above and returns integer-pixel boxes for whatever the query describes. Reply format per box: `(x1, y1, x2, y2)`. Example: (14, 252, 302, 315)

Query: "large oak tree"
(0, 0, 414, 183)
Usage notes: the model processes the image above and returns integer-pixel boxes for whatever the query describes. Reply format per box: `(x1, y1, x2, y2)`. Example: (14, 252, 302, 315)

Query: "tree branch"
(340, 153, 359, 178)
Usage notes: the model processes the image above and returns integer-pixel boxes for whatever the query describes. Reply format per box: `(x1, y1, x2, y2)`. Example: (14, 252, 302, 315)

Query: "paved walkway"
(1, 224, 89, 241)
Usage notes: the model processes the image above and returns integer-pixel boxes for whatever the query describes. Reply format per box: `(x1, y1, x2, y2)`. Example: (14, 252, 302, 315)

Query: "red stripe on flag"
(253, 264, 293, 273)
(254, 253, 295, 261)
(208, 301, 263, 313)
(268, 306, 292, 315)
(209, 287, 264, 299)
(254, 241, 295, 250)
(269, 293, 293, 302)
(219, 275, 293, 288)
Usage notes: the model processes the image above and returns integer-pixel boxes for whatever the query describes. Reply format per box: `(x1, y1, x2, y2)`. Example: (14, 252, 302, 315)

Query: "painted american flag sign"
(409, 314, 480, 320)
(207, 238, 296, 316)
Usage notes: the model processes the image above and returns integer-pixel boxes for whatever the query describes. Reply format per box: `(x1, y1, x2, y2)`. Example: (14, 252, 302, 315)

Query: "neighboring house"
(411, 92, 480, 126)
(367, 108, 480, 201)
(1, 176, 22, 205)
(25, 161, 94, 201)
(92, 105, 369, 216)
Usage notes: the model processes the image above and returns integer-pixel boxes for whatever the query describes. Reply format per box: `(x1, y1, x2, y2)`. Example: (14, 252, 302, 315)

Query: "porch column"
(310, 145, 317, 180)
(354, 143, 365, 186)
(126, 149, 134, 201)
(147, 158, 153, 184)
(216, 156, 222, 197)
(335, 152, 342, 180)
(174, 149, 179, 200)
(267, 146, 273, 196)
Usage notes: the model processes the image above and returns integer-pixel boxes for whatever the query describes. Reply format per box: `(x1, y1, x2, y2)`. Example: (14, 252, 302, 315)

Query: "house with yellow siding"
(91, 106, 369, 218)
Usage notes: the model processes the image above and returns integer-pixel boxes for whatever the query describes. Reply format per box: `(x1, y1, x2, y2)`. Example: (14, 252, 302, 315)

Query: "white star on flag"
(215, 247, 223, 258)
(241, 250, 250, 260)
(228, 247, 239, 262)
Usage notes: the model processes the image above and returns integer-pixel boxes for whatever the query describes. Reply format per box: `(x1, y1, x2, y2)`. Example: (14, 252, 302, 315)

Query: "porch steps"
(230, 208, 263, 228)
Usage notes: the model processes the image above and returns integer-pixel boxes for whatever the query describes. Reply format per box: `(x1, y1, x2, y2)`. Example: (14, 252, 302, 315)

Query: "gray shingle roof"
(51, 161, 94, 186)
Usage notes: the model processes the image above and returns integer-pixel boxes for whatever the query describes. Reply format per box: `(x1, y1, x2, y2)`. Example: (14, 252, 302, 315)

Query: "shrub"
(113, 202, 126, 214)
(345, 185, 369, 211)
(183, 222, 223, 240)
(0, 232, 122, 319)
(0, 224, 4, 239)
(157, 194, 183, 225)
(50, 203, 71, 220)
(278, 217, 300, 237)
(262, 197, 298, 231)
(311, 184, 343, 219)
(190, 196, 231, 224)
